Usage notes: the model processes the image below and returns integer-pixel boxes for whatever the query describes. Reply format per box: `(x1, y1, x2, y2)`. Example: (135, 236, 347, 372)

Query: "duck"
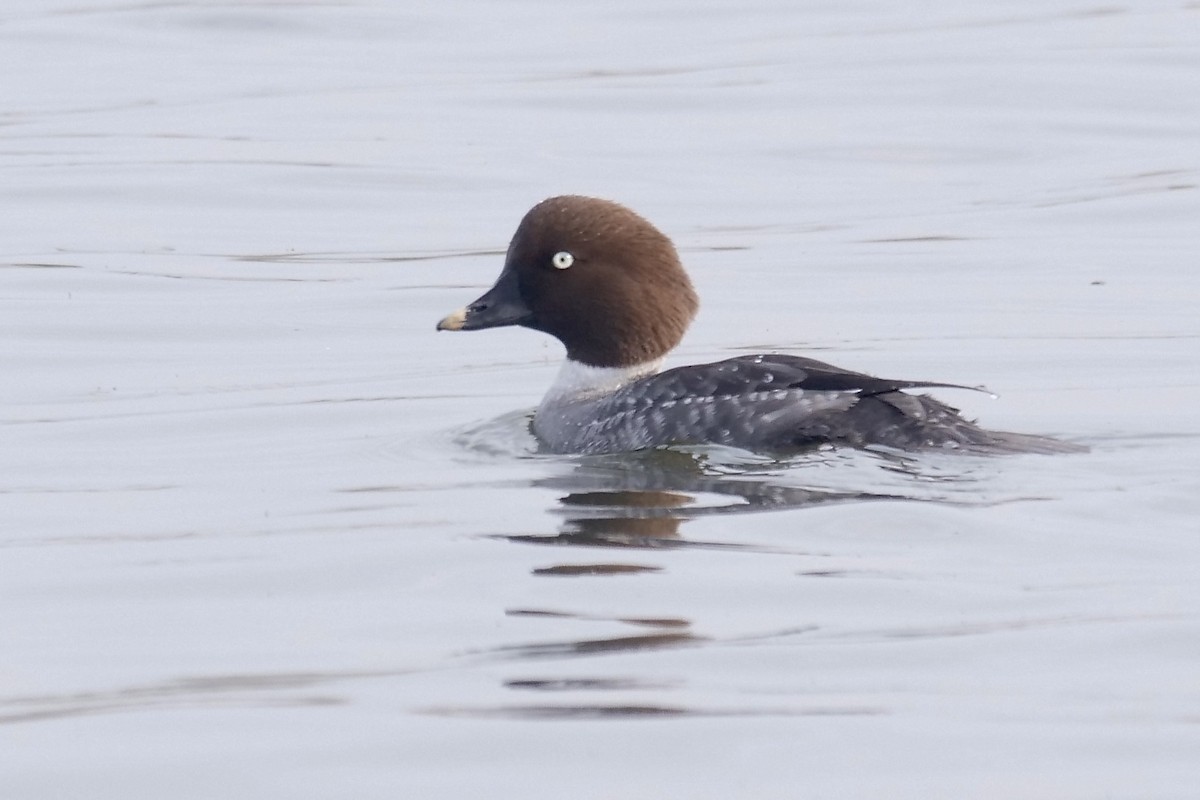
(437, 195, 1080, 456)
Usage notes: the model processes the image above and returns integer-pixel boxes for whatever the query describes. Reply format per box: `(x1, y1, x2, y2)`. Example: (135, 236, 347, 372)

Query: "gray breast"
(534, 386, 857, 455)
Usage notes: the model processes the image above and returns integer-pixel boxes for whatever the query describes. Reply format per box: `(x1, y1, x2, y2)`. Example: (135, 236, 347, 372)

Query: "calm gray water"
(3, 1, 1199, 798)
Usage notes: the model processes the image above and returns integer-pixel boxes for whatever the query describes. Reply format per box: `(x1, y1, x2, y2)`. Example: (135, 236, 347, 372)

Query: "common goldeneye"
(437, 196, 1079, 455)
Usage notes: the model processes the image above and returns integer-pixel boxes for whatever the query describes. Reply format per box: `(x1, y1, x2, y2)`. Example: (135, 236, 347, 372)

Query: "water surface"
(3, 1, 1199, 798)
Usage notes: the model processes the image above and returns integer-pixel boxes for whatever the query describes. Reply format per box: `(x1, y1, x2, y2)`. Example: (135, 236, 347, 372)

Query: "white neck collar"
(542, 358, 663, 404)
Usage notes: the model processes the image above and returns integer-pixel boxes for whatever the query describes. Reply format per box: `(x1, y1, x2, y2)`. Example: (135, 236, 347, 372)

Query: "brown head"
(437, 196, 699, 367)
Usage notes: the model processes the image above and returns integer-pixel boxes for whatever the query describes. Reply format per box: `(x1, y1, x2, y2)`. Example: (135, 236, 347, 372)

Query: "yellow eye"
(551, 251, 574, 270)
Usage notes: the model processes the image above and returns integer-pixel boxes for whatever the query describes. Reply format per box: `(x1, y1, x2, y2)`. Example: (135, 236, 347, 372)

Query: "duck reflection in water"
(501, 445, 949, 551)
(472, 446, 985, 720)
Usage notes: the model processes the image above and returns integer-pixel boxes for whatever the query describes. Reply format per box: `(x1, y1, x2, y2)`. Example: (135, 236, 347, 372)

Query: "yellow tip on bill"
(436, 308, 468, 331)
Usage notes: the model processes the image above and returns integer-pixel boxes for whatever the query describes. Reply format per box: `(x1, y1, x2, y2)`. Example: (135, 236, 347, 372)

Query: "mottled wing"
(590, 355, 871, 451)
(563, 354, 1079, 454)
